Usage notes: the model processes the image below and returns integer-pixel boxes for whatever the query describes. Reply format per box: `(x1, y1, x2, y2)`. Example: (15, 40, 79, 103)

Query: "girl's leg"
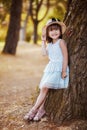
(38, 99, 45, 110)
(33, 87, 48, 110)
(24, 87, 48, 120)
(33, 98, 46, 121)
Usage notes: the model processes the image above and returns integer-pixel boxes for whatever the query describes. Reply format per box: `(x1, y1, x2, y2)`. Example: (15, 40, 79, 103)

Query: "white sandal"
(33, 108, 46, 121)
(24, 108, 37, 121)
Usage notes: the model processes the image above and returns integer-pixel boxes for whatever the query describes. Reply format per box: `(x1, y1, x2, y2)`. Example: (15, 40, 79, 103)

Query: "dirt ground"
(0, 42, 59, 130)
(0, 42, 87, 130)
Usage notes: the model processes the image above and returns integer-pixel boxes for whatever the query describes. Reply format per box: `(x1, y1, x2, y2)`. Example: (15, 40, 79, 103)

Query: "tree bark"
(2, 0, 22, 55)
(33, 21, 38, 44)
(45, 0, 87, 125)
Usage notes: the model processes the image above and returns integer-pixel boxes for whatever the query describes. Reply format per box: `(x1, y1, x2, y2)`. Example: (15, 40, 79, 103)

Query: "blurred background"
(0, 0, 68, 48)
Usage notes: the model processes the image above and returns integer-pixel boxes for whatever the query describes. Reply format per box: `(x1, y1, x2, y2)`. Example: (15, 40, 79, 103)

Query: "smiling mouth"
(52, 34, 59, 36)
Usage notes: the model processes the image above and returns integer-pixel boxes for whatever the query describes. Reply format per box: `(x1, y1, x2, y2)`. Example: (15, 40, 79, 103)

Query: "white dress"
(39, 39, 69, 89)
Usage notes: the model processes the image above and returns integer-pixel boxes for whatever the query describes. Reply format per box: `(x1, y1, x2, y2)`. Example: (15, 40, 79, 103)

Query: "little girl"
(24, 18, 69, 121)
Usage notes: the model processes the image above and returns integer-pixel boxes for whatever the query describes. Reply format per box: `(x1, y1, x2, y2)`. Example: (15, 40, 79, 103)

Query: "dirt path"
(0, 43, 87, 130)
(0, 43, 59, 130)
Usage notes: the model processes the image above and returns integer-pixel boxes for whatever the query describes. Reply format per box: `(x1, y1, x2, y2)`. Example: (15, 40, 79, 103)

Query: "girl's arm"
(41, 26, 48, 56)
(60, 39, 68, 78)
(42, 41, 48, 56)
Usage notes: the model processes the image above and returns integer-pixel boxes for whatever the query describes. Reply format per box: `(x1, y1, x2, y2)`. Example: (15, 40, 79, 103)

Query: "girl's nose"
(53, 30, 57, 33)
(53, 30, 56, 32)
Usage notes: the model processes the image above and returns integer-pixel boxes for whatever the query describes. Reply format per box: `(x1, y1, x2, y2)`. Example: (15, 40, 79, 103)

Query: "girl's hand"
(41, 34, 46, 41)
(61, 71, 67, 79)
(41, 26, 46, 42)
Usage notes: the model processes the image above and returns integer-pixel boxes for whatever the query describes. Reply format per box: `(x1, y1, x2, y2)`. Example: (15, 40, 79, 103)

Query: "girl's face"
(48, 28, 60, 40)
(46, 24, 62, 43)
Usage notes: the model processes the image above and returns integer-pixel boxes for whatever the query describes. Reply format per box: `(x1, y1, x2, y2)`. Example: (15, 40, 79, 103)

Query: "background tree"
(2, 0, 23, 55)
(45, 0, 87, 126)
(19, 0, 31, 41)
(29, 0, 50, 44)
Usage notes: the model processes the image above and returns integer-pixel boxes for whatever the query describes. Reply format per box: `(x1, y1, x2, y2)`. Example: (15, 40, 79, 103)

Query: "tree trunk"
(19, 0, 31, 41)
(19, 15, 28, 41)
(33, 21, 38, 44)
(45, 0, 87, 125)
(2, 0, 22, 55)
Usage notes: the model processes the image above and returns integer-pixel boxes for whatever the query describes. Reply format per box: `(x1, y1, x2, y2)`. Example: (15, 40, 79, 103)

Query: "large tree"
(45, 0, 87, 126)
(2, 0, 22, 55)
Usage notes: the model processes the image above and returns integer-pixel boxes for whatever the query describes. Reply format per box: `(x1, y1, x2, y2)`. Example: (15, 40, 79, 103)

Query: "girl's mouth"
(52, 34, 58, 36)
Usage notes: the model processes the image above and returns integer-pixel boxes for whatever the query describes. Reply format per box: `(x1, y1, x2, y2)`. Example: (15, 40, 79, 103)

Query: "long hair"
(46, 24, 62, 43)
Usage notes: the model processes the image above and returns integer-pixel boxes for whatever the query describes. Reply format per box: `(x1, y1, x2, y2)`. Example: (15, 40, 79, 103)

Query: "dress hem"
(39, 82, 68, 89)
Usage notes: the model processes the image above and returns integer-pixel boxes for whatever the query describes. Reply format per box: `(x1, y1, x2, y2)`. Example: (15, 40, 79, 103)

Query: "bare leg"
(24, 87, 48, 120)
(38, 96, 46, 110)
(33, 87, 48, 110)
(39, 100, 45, 110)
(33, 88, 48, 121)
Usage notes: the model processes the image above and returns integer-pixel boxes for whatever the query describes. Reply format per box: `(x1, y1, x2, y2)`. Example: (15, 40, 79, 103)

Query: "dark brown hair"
(46, 24, 62, 43)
